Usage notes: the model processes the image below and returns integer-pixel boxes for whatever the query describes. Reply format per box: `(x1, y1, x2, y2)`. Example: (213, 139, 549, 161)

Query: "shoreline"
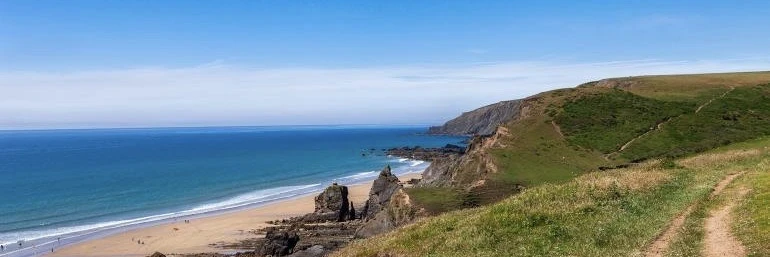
(42, 172, 423, 257)
(0, 160, 429, 257)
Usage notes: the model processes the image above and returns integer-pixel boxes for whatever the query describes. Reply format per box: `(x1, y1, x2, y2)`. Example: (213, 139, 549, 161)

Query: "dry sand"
(47, 173, 421, 257)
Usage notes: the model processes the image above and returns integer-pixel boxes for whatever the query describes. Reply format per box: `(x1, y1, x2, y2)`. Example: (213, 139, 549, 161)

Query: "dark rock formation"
(222, 221, 361, 257)
(286, 245, 325, 257)
(313, 183, 350, 222)
(348, 202, 356, 221)
(385, 144, 465, 161)
(354, 211, 393, 239)
(419, 133, 498, 188)
(149, 252, 166, 257)
(362, 166, 401, 219)
(256, 227, 300, 257)
(428, 99, 522, 135)
(355, 188, 422, 238)
(419, 154, 462, 187)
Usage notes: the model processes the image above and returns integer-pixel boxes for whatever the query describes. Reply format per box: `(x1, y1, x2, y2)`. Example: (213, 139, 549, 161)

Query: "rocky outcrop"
(293, 183, 354, 223)
(256, 227, 300, 256)
(313, 183, 350, 222)
(428, 99, 523, 135)
(361, 166, 401, 219)
(348, 202, 356, 221)
(418, 130, 504, 188)
(355, 188, 423, 238)
(385, 144, 465, 161)
(420, 154, 462, 187)
(286, 245, 325, 257)
(353, 165, 427, 238)
(149, 252, 166, 257)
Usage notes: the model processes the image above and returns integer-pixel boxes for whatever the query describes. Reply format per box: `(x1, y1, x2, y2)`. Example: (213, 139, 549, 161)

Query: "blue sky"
(2, 1, 770, 129)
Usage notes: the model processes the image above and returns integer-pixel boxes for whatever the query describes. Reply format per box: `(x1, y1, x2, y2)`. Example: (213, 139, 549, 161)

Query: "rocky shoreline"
(144, 144, 467, 257)
(384, 144, 465, 161)
(153, 166, 422, 257)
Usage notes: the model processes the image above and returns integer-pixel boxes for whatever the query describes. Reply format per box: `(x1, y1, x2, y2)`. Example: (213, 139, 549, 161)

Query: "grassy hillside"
(620, 84, 770, 161)
(555, 89, 692, 154)
(494, 72, 770, 185)
(334, 137, 770, 257)
(407, 71, 770, 213)
(340, 71, 770, 256)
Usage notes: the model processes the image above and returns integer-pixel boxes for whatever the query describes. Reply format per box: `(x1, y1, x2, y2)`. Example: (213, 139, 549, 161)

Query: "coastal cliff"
(427, 99, 523, 136)
(335, 71, 770, 256)
(414, 71, 770, 209)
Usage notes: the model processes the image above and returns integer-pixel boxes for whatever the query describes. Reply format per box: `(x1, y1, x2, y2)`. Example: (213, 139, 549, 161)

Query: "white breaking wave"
(0, 158, 433, 250)
(409, 160, 425, 167)
(0, 184, 320, 246)
(338, 171, 379, 180)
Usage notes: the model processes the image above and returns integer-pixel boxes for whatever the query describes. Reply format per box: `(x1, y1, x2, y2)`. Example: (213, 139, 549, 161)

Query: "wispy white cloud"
(1, 58, 769, 129)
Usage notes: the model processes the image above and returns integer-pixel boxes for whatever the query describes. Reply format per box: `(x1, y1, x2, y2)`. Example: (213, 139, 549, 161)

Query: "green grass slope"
(496, 71, 770, 186)
(408, 71, 770, 213)
(621, 84, 770, 161)
(339, 71, 770, 256)
(334, 137, 770, 257)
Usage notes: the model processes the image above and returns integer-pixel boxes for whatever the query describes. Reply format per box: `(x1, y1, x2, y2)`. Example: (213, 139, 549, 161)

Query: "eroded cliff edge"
(427, 99, 523, 136)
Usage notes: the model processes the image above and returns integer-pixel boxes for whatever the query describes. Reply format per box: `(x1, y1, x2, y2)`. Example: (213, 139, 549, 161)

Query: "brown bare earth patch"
(709, 172, 746, 199)
(703, 186, 749, 257)
(644, 205, 695, 257)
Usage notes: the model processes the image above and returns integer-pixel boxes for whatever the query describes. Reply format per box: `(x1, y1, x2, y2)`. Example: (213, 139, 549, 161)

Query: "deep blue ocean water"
(0, 126, 464, 254)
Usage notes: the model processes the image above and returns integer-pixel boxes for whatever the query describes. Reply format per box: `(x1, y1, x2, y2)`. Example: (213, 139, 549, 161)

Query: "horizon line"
(0, 123, 442, 133)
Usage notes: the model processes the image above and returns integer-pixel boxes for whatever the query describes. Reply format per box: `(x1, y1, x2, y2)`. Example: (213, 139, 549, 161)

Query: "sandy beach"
(46, 173, 421, 257)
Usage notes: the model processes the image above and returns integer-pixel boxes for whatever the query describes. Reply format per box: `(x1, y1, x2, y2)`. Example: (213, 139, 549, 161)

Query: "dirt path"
(551, 120, 564, 138)
(703, 172, 748, 257)
(643, 171, 746, 257)
(644, 205, 695, 257)
(709, 171, 744, 199)
(618, 118, 671, 152)
(616, 86, 735, 155)
(696, 86, 735, 114)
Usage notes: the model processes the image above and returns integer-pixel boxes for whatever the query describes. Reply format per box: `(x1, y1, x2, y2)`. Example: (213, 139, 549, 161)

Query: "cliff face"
(428, 100, 523, 136)
(420, 123, 515, 189)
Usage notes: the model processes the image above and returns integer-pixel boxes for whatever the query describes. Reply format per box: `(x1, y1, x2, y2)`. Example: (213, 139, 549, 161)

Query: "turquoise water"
(0, 126, 464, 254)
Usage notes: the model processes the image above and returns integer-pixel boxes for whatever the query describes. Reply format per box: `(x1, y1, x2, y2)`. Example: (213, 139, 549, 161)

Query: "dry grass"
(618, 71, 770, 102)
(677, 149, 761, 169)
(334, 137, 770, 257)
(333, 160, 696, 257)
(577, 161, 671, 191)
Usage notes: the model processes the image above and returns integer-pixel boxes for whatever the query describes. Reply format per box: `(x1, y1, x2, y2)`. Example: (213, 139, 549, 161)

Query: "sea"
(0, 125, 465, 256)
